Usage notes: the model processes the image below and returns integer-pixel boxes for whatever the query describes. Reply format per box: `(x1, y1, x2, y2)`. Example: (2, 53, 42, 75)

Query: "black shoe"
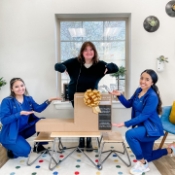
(33, 145, 47, 153)
(77, 137, 85, 152)
(7, 150, 15, 159)
(86, 137, 93, 152)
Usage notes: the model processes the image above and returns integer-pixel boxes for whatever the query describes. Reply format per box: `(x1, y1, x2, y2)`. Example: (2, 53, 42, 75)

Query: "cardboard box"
(36, 93, 112, 132)
(0, 144, 8, 168)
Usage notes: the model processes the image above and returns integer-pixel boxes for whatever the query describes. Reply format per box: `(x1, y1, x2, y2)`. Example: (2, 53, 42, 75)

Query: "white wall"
(0, 0, 175, 139)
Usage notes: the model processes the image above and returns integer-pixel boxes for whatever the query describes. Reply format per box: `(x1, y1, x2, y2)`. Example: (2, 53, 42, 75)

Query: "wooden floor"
(153, 143, 175, 175)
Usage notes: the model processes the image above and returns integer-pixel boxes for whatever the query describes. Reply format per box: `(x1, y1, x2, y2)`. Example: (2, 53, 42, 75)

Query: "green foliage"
(110, 66, 127, 78)
(157, 55, 168, 63)
(0, 77, 7, 90)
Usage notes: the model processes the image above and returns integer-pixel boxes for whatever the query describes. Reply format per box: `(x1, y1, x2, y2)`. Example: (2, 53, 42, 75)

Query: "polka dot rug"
(0, 143, 161, 175)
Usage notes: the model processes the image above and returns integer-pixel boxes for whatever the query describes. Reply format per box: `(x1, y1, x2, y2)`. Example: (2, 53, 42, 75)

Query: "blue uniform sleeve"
(117, 89, 138, 108)
(0, 98, 21, 125)
(124, 95, 158, 127)
(29, 96, 49, 113)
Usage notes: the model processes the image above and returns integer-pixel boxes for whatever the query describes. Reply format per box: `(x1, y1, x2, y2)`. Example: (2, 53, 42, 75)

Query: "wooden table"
(49, 131, 102, 170)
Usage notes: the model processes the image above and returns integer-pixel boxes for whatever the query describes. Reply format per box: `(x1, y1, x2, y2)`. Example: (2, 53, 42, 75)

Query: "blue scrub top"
(14, 98, 30, 132)
(133, 94, 146, 126)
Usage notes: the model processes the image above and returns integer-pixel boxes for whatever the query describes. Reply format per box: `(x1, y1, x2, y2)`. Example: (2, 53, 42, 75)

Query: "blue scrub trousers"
(3, 124, 36, 158)
(125, 126, 168, 162)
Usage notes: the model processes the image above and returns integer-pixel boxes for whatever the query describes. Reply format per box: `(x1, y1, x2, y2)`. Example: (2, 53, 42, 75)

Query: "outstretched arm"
(29, 96, 62, 113)
(54, 58, 75, 73)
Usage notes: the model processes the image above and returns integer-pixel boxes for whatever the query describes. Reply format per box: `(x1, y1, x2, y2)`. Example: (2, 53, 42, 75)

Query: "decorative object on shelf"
(83, 89, 101, 114)
(165, 1, 175, 17)
(110, 66, 127, 90)
(157, 55, 168, 72)
(143, 16, 160, 32)
(0, 77, 6, 90)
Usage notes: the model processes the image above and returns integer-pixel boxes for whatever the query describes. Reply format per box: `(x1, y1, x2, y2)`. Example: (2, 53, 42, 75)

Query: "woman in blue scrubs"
(111, 69, 174, 175)
(0, 78, 61, 158)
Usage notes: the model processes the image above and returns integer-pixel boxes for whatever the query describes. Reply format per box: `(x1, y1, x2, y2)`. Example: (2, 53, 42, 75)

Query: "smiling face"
(82, 45, 95, 62)
(11, 80, 26, 96)
(140, 72, 153, 90)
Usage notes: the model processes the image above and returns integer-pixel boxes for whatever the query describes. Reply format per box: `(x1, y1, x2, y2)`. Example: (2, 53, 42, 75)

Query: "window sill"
(53, 100, 125, 110)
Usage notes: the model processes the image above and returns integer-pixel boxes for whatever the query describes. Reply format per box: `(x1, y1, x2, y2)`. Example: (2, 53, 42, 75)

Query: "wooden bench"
(49, 131, 101, 171)
(97, 131, 131, 169)
(27, 132, 57, 166)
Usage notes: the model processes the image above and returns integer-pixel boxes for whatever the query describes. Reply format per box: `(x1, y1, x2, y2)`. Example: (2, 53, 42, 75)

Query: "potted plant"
(157, 55, 168, 72)
(0, 77, 6, 90)
(110, 66, 127, 90)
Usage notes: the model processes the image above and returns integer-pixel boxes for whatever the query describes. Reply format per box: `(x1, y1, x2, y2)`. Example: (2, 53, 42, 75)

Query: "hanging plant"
(0, 77, 6, 90)
(157, 55, 168, 63)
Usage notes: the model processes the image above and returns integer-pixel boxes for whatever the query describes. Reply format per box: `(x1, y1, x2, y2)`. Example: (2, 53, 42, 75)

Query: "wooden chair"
(97, 131, 131, 170)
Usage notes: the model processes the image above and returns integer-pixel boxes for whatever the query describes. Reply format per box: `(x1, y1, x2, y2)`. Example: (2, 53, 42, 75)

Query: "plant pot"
(157, 60, 164, 72)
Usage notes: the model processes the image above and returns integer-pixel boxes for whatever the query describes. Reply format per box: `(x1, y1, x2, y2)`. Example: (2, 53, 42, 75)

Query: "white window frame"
(55, 14, 130, 100)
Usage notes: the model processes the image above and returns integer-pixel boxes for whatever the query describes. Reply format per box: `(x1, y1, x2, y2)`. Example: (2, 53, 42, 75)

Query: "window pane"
(104, 21, 125, 40)
(61, 42, 83, 61)
(59, 20, 126, 95)
(83, 21, 103, 41)
(60, 22, 83, 41)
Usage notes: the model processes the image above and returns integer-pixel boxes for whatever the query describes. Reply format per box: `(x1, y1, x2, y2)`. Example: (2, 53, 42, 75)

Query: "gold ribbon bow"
(84, 89, 101, 114)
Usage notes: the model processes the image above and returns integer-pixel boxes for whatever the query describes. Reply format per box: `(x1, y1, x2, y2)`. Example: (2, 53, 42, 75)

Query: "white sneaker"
(170, 146, 175, 157)
(130, 160, 150, 175)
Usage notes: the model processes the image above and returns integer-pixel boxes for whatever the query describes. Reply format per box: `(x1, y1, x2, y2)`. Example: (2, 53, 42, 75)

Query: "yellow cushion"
(169, 101, 175, 124)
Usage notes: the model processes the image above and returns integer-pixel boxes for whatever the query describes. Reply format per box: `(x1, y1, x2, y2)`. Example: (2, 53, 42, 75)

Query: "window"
(59, 20, 126, 94)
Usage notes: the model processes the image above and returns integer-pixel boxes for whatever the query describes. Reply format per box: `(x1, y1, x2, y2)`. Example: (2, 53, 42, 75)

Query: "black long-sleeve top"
(55, 57, 119, 101)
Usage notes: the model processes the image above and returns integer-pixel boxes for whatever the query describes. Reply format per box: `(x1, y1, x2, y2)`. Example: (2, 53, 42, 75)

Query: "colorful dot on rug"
(113, 154, 117, 157)
(10, 172, 15, 175)
(31, 173, 37, 175)
(39, 159, 44, 163)
(96, 172, 101, 175)
(95, 159, 98, 163)
(53, 171, 59, 175)
(60, 155, 64, 158)
(133, 159, 137, 163)
(95, 154, 99, 157)
(114, 159, 118, 162)
(35, 165, 40, 168)
(77, 159, 81, 162)
(118, 172, 123, 174)
(76, 165, 80, 168)
(130, 154, 135, 157)
(42, 154, 47, 157)
(77, 154, 81, 157)
(20, 160, 25, 163)
(15, 166, 20, 169)
(111, 146, 114, 149)
(116, 165, 121, 168)
(74, 171, 80, 175)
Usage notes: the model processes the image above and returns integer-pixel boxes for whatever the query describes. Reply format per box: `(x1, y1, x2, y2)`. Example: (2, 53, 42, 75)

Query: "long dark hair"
(77, 41, 99, 64)
(141, 69, 162, 114)
(10, 78, 29, 97)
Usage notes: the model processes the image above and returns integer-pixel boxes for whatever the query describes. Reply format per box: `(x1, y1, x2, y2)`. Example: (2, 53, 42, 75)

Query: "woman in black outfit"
(55, 41, 118, 152)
